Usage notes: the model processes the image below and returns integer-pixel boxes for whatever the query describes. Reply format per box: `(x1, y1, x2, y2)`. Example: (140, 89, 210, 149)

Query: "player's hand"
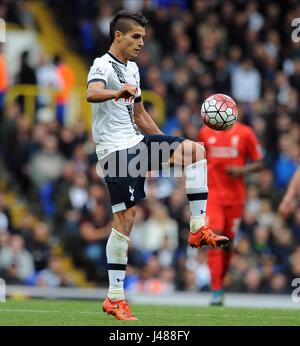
(115, 83, 136, 101)
(226, 166, 245, 177)
(278, 197, 295, 219)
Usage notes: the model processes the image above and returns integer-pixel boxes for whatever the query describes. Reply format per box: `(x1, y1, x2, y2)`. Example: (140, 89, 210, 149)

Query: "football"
(201, 93, 238, 131)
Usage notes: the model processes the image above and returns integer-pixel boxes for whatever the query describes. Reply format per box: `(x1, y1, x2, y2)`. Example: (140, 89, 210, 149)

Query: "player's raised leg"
(169, 140, 229, 248)
(102, 206, 138, 320)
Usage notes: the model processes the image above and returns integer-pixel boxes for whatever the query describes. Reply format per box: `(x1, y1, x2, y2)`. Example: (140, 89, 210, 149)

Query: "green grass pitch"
(0, 299, 299, 326)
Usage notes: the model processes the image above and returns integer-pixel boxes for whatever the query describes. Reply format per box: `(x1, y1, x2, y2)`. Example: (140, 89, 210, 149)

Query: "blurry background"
(0, 0, 300, 297)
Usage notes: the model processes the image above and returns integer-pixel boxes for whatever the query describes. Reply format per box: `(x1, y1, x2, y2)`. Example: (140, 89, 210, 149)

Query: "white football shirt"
(87, 52, 144, 159)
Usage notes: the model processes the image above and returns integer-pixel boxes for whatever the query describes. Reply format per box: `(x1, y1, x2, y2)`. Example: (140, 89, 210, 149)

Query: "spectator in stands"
(0, 194, 11, 232)
(36, 256, 73, 287)
(53, 54, 75, 125)
(29, 134, 65, 187)
(133, 202, 178, 254)
(0, 44, 8, 114)
(0, 228, 10, 250)
(274, 134, 299, 190)
(0, 234, 34, 284)
(231, 58, 261, 103)
(36, 52, 60, 108)
(15, 51, 37, 112)
(16, 51, 37, 85)
(26, 222, 51, 272)
(77, 201, 111, 281)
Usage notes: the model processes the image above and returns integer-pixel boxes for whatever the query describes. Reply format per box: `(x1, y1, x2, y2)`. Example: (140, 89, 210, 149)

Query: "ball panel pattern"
(200, 93, 238, 131)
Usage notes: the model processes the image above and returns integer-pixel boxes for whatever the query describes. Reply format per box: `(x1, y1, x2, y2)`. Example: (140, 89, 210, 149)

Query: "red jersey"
(198, 122, 263, 206)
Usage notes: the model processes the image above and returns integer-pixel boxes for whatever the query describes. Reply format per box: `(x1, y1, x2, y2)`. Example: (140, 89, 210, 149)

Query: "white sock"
(106, 228, 129, 301)
(184, 159, 208, 233)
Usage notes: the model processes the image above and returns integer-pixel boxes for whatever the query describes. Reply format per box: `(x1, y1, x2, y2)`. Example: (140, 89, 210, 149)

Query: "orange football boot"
(102, 297, 138, 320)
(188, 225, 229, 248)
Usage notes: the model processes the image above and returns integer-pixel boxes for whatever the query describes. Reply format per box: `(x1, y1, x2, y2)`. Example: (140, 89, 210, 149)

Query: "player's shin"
(207, 249, 223, 291)
(106, 228, 129, 301)
(184, 159, 208, 233)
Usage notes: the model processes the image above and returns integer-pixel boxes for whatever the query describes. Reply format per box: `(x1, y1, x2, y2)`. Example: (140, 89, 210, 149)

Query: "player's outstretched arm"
(134, 101, 164, 135)
(279, 166, 300, 218)
(87, 81, 117, 103)
(86, 82, 136, 103)
(226, 160, 264, 177)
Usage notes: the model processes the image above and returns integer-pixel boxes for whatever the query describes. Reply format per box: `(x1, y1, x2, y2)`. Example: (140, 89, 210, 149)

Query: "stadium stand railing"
(5, 85, 166, 128)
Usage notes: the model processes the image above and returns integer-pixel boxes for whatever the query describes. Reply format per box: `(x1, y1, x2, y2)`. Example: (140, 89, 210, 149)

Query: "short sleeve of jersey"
(245, 127, 263, 161)
(87, 58, 111, 87)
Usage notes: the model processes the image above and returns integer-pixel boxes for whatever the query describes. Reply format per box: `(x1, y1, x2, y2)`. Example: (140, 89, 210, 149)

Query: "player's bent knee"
(123, 213, 136, 227)
(192, 142, 206, 163)
(179, 140, 205, 166)
(113, 207, 136, 235)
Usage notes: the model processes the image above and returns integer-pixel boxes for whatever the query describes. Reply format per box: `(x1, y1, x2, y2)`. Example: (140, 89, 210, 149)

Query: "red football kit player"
(198, 121, 263, 305)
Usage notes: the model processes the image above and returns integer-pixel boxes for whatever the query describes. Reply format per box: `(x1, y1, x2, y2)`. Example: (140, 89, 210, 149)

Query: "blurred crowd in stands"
(1, 0, 300, 295)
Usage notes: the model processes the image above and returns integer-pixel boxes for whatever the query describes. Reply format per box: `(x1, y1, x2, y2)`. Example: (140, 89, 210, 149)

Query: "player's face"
(119, 24, 145, 60)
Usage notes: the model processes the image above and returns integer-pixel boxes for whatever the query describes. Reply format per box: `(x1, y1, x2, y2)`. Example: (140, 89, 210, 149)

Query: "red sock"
(207, 249, 223, 291)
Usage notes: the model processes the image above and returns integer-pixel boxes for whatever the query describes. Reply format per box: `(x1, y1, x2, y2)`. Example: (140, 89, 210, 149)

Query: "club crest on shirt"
(208, 137, 216, 144)
(129, 186, 135, 201)
(231, 135, 240, 147)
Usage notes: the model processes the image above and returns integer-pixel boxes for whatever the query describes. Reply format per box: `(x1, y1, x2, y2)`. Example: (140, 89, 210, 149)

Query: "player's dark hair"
(109, 10, 148, 43)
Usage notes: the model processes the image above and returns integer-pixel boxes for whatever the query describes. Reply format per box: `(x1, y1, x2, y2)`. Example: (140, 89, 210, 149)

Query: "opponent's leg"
(205, 202, 226, 305)
(222, 205, 242, 280)
(208, 206, 242, 306)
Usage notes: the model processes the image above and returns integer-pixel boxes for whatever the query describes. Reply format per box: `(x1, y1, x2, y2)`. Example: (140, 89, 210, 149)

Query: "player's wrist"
(282, 195, 293, 204)
(113, 90, 120, 100)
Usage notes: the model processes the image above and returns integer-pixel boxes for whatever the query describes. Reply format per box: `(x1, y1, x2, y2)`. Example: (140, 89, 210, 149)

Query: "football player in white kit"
(86, 10, 229, 320)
